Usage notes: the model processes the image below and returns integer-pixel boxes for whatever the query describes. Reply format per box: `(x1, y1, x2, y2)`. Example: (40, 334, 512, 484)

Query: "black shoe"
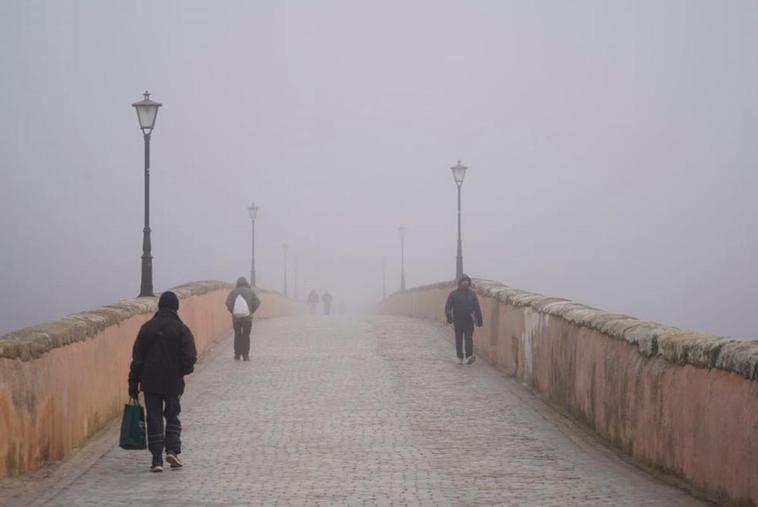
(243, 355, 250, 361)
(234, 355, 240, 360)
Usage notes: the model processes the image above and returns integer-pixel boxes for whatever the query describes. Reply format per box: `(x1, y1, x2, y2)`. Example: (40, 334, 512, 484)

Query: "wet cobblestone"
(35, 315, 703, 506)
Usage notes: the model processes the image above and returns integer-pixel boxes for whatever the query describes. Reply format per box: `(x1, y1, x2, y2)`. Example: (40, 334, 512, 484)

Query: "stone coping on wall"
(392, 279, 758, 381)
(0, 280, 285, 362)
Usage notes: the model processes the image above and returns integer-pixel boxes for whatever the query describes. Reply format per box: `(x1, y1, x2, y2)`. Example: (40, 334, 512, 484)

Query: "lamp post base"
(139, 255, 154, 297)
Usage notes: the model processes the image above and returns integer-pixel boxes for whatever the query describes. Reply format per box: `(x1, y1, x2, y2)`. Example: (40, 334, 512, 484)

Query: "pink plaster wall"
(0, 282, 301, 479)
(380, 282, 758, 506)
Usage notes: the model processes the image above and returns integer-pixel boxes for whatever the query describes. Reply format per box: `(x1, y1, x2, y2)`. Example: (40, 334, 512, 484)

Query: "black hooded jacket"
(445, 285, 483, 326)
(128, 309, 197, 396)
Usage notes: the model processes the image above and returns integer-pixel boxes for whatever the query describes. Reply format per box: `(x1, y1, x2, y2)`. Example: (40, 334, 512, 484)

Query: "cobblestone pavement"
(28, 315, 704, 506)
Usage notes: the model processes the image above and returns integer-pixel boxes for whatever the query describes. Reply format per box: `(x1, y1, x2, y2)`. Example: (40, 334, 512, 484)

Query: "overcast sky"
(1, 1, 756, 339)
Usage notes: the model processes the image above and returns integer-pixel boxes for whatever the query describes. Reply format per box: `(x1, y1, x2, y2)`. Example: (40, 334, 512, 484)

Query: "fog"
(1, 1, 757, 339)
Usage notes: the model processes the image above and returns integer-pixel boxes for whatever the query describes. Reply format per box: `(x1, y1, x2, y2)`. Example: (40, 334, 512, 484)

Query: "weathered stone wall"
(380, 280, 758, 506)
(0, 281, 301, 479)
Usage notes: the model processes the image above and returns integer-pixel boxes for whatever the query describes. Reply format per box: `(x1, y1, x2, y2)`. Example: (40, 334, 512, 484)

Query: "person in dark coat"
(307, 289, 320, 315)
(322, 291, 333, 315)
(225, 276, 261, 361)
(128, 291, 197, 472)
(444, 274, 483, 365)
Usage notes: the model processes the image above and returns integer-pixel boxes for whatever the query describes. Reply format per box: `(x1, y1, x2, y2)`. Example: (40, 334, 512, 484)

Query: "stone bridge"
(0, 280, 756, 506)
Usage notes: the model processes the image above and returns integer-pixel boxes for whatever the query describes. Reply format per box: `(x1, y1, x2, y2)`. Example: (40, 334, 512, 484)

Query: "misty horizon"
(1, 1, 757, 340)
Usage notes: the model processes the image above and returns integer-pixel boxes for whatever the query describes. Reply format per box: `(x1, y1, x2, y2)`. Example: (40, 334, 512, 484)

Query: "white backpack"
(232, 295, 251, 318)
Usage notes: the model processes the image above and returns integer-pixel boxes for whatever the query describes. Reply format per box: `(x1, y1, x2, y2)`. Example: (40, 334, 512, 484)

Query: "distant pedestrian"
(128, 291, 197, 472)
(444, 274, 483, 365)
(322, 291, 333, 315)
(225, 277, 261, 361)
(307, 289, 320, 315)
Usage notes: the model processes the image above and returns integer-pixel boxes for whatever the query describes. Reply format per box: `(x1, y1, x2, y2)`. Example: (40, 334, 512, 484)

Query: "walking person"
(444, 274, 483, 365)
(307, 289, 320, 315)
(322, 291, 333, 315)
(128, 291, 197, 472)
(225, 276, 261, 361)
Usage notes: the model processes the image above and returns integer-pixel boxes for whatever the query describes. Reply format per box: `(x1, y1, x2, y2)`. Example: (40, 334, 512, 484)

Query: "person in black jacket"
(307, 289, 320, 315)
(322, 291, 333, 315)
(128, 291, 197, 472)
(225, 277, 261, 361)
(444, 274, 483, 365)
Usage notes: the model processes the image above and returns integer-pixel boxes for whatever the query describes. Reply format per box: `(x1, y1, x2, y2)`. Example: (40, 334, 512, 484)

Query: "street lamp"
(382, 256, 387, 299)
(248, 202, 259, 287)
(293, 254, 299, 301)
(399, 226, 407, 290)
(450, 160, 468, 281)
(282, 243, 289, 296)
(132, 91, 162, 297)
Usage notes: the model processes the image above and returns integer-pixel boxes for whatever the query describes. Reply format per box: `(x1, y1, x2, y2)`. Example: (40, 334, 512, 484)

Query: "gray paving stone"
(30, 315, 704, 506)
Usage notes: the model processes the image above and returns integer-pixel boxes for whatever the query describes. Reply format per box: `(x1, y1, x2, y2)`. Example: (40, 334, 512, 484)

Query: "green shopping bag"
(119, 398, 147, 450)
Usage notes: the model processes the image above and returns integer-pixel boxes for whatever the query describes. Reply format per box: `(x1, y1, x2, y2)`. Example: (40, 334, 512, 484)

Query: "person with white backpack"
(225, 277, 261, 361)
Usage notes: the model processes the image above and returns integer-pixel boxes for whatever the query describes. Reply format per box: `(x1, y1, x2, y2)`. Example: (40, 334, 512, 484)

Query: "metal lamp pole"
(399, 226, 407, 290)
(450, 160, 468, 281)
(248, 203, 259, 287)
(282, 243, 289, 296)
(294, 254, 299, 301)
(132, 91, 162, 297)
(382, 256, 387, 299)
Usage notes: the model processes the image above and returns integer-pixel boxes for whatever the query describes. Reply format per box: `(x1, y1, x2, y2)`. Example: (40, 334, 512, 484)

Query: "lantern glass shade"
(132, 91, 162, 132)
(450, 160, 467, 185)
(248, 202, 259, 221)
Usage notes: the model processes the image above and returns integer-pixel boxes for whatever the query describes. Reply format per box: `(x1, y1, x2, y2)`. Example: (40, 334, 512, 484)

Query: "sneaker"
(466, 355, 476, 365)
(150, 464, 163, 473)
(458, 357, 464, 365)
(166, 453, 183, 469)
(234, 355, 240, 360)
(243, 356, 250, 361)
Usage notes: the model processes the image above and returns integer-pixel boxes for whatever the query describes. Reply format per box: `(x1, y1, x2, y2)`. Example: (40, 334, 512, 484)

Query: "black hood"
(236, 277, 250, 288)
(158, 291, 180, 311)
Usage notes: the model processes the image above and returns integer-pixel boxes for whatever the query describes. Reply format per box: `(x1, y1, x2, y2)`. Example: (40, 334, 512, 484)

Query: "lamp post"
(132, 91, 162, 297)
(382, 256, 387, 299)
(294, 254, 299, 301)
(282, 243, 289, 296)
(450, 160, 468, 281)
(248, 202, 259, 287)
(399, 226, 407, 290)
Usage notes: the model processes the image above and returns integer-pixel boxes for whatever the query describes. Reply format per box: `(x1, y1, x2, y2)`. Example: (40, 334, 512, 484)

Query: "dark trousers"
(233, 317, 253, 357)
(144, 392, 182, 460)
(454, 320, 474, 359)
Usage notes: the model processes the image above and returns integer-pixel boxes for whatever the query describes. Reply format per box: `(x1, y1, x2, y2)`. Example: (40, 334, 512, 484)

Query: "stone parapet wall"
(0, 281, 301, 479)
(380, 279, 758, 506)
